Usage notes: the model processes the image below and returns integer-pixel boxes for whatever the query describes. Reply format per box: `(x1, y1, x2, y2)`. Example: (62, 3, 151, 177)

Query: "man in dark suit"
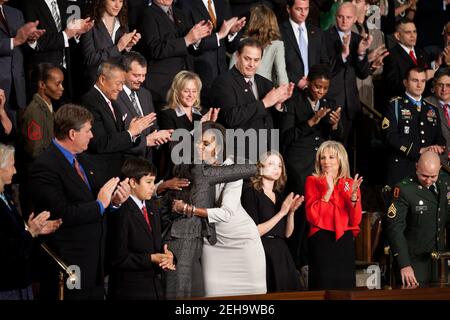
(281, 0, 329, 92)
(424, 68, 450, 166)
(30, 104, 131, 300)
(81, 61, 155, 184)
(324, 2, 371, 144)
(138, 0, 212, 111)
(114, 51, 172, 164)
(108, 157, 175, 300)
(383, 19, 437, 100)
(22, 0, 94, 101)
(176, 0, 245, 105)
(210, 38, 294, 161)
(0, 0, 45, 125)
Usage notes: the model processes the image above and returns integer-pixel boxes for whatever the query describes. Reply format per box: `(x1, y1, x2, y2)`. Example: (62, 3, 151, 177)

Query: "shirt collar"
(399, 42, 414, 55)
(405, 92, 422, 104)
(289, 18, 306, 32)
(130, 194, 145, 210)
(157, 4, 170, 14)
(35, 93, 53, 113)
(175, 106, 202, 117)
(337, 29, 351, 43)
(94, 84, 112, 105)
(123, 85, 132, 96)
(53, 138, 76, 165)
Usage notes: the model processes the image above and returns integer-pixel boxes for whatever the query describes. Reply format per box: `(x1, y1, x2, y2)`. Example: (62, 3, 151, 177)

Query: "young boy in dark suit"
(108, 157, 175, 300)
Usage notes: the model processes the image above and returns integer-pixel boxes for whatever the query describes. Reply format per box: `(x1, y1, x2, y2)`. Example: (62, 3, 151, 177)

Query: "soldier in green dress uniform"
(385, 151, 450, 286)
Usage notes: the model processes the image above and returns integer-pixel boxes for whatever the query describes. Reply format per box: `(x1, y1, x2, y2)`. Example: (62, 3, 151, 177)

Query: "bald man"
(385, 151, 450, 287)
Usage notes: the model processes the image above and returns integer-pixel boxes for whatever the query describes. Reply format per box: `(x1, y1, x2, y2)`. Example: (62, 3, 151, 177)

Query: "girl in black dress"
(241, 151, 304, 292)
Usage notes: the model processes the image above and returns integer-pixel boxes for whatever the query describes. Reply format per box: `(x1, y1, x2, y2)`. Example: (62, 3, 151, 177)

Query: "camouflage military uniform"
(381, 95, 446, 186)
(385, 172, 450, 285)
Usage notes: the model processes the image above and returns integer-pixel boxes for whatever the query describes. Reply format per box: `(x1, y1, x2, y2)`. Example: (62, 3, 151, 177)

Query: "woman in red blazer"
(304, 140, 363, 290)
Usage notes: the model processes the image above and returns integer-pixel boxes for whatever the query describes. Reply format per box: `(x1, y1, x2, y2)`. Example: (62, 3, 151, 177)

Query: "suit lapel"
(231, 67, 257, 101)
(136, 89, 151, 116)
(152, 4, 177, 34)
(283, 21, 302, 59)
(130, 200, 153, 240)
(93, 89, 120, 130)
(194, 0, 211, 22)
(50, 144, 94, 196)
(396, 44, 416, 66)
(38, 0, 59, 32)
(98, 21, 115, 46)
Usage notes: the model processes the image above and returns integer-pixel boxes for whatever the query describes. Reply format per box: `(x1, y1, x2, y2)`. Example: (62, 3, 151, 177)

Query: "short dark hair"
(121, 51, 147, 72)
(237, 37, 264, 57)
(121, 157, 157, 181)
(404, 66, 426, 80)
(54, 104, 94, 140)
(96, 59, 126, 79)
(307, 64, 331, 82)
(395, 17, 415, 32)
(286, 0, 308, 8)
(433, 67, 450, 83)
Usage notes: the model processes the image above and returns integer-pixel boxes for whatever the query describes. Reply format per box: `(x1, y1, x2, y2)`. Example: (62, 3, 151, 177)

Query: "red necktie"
(73, 157, 88, 186)
(142, 205, 152, 231)
(409, 50, 417, 65)
(443, 104, 450, 126)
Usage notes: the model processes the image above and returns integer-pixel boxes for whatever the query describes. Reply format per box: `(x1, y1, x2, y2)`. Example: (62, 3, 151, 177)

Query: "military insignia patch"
(393, 187, 400, 198)
(27, 120, 42, 141)
(387, 203, 397, 219)
(382, 118, 390, 129)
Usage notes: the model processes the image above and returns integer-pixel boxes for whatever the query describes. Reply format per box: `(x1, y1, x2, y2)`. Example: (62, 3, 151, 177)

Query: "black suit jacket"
(280, 20, 329, 85)
(0, 5, 27, 115)
(30, 143, 106, 293)
(383, 43, 431, 99)
(22, 0, 69, 69)
(107, 198, 164, 300)
(114, 87, 158, 162)
(211, 66, 279, 131)
(324, 27, 370, 119)
(81, 87, 137, 183)
(0, 193, 33, 291)
(139, 4, 194, 106)
(177, 0, 239, 91)
(80, 21, 127, 87)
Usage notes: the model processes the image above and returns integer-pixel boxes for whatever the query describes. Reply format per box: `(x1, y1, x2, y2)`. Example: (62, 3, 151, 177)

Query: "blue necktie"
(298, 26, 309, 76)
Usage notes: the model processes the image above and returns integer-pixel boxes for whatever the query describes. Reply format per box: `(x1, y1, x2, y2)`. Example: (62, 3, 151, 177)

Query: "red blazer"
(305, 175, 362, 239)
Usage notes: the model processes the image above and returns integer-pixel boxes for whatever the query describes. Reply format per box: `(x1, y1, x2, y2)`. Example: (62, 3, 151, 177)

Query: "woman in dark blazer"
(280, 64, 342, 272)
(158, 71, 219, 178)
(0, 143, 61, 300)
(81, 0, 141, 87)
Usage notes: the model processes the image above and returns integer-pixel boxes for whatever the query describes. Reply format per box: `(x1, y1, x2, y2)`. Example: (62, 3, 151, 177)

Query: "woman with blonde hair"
(241, 151, 303, 292)
(304, 140, 363, 290)
(159, 71, 219, 178)
(160, 71, 219, 132)
(230, 5, 288, 85)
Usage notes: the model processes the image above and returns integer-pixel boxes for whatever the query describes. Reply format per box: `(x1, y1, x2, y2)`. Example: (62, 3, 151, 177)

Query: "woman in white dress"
(229, 4, 289, 86)
(171, 122, 266, 297)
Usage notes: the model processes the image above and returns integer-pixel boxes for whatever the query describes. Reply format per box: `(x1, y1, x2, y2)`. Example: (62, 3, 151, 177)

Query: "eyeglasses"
(435, 83, 450, 89)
